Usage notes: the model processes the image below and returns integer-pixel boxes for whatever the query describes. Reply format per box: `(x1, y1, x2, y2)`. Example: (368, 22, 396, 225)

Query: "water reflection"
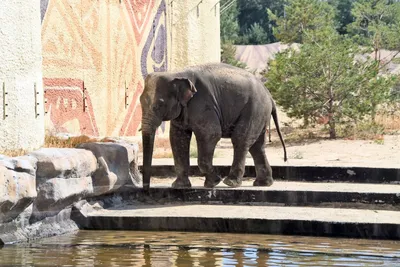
(0, 231, 399, 266)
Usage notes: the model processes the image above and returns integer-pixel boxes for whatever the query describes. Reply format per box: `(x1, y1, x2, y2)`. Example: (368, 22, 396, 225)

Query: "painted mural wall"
(40, 0, 220, 138)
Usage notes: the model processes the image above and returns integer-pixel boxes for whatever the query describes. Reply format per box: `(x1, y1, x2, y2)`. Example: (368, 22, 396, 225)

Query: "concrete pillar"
(0, 0, 45, 151)
(168, 0, 221, 71)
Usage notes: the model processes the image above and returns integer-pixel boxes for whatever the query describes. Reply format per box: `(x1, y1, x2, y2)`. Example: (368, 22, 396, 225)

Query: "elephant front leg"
(170, 123, 192, 188)
(196, 135, 222, 188)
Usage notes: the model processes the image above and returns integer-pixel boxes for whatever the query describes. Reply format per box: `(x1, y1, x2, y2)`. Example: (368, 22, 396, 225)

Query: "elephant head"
(140, 73, 197, 190)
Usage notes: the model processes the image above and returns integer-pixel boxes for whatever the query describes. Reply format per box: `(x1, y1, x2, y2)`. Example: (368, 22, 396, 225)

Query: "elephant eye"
(153, 98, 165, 111)
(157, 98, 165, 106)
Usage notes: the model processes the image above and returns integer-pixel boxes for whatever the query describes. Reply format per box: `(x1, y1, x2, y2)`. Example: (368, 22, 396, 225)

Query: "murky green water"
(0, 230, 399, 266)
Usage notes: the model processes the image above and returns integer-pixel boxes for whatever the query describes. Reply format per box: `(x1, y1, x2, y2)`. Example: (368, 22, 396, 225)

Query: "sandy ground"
(130, 104, 399, 168)
(212, 134, 400, 168)
(133, 134, 399, 168)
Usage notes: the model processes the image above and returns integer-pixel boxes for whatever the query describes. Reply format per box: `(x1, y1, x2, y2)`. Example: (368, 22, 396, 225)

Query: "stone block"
(0, 155, 38, 176)
(0, 204, 80, 245)
(35, 176, 94, 212)
(28, 148, 97, 179)
(78, 141, 142, 195)
(0, 157, 37, 223)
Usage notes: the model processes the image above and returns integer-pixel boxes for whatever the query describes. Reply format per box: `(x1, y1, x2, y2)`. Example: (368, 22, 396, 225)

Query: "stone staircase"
(73, 165, 400, 240)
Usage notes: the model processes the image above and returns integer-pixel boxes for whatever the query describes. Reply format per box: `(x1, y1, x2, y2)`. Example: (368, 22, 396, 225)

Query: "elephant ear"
(172, 78, 197, 106)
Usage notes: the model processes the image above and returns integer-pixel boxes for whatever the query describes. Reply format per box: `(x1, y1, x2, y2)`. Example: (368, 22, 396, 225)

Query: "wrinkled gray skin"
(140, 63, 287, 190)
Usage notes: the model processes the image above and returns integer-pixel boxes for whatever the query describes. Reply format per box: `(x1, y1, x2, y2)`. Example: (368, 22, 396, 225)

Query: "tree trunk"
(328, 118, 336, 139)
(371, 103, 377, 123)
(303, 114, 309, 128)
(328, 85, 336, 139)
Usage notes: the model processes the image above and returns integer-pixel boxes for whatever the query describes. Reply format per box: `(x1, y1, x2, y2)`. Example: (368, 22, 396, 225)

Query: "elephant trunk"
(141, 114, 161, 191)
(142, 131, 155, 191)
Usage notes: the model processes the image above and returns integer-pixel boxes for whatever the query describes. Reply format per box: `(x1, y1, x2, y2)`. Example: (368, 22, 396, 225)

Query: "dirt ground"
(209, 106, 400, 168)
(134, 133, 400, 168)
(142, 134, 399, 168)
(134, 106, 400, 168)
(211, 134, 400, 168)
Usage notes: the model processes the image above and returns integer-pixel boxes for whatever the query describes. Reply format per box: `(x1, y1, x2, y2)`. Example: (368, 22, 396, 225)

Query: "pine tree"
(220, 0, 240, 44)
(268, 0, 337, 44)
(221, 41, 247, 69)
(348, 0, 400, 56)
(265, 0, 398, 138)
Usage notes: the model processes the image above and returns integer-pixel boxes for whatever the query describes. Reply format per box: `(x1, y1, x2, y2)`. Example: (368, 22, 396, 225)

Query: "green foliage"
(265, 33, 397, 138)
(220, 0, 285, 45)
(237, 0, 284, 44)
(219, 0, 246, 68)
(220, 0, 240, 43)
(221, 41, 247, 69)
(389, 78, 400, 101)
(327, 0, 356, 34)
(220, 0, 399, 140)
(268, 0, 337, 44)
(238, 23, 269, 45)
(220, 0, 400, 49)
(262, 0, 399, 139)
(348, 0, 400, 52)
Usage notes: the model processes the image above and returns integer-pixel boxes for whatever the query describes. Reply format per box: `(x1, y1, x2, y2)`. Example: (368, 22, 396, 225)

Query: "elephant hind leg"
(223, 134, 253, 188)
(223, 114, 265, 188)
(249, 129, 273, 187)
(222, 140, 248, 188)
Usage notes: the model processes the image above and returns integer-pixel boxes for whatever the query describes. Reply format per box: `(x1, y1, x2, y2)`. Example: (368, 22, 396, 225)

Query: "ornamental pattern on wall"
(41, 0, 168, 137)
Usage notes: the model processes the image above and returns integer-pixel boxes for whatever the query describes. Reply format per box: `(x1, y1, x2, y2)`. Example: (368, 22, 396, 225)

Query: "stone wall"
(0, 0, 45, 151)
(0, 141, 141, 244)
(41, 0, 221, 138)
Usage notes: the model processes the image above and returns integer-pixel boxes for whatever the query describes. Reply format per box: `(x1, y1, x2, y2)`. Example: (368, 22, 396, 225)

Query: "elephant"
(140, 63, 287, 190)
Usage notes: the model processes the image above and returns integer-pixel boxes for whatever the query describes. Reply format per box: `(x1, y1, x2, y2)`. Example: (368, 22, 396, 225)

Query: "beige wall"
(0, 0, 45, 151)
(168, 0, 221, 71)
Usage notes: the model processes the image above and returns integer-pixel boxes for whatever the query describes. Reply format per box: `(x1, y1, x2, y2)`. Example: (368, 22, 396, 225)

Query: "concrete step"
(74, 203, 400, 240)
(108, 178, 400, 210)
(144, 163, 400, 184)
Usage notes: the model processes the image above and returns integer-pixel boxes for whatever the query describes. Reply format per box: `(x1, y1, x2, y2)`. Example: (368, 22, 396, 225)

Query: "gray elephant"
(140, 63, 287, 190)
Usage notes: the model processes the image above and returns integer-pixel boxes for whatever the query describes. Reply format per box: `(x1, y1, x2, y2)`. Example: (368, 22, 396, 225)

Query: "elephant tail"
(268, 120, 272, 143)
(271, 101, 288, 162)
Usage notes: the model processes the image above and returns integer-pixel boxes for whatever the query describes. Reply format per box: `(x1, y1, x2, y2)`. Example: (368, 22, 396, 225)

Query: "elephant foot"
(171, 178, 192, 188)
(253, 178, 274, 187)
(204, 175, 222, 188)
(223, 177, 242, 188)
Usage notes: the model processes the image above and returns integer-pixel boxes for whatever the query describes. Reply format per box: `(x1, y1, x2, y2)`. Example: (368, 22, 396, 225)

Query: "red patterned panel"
(44, 78, 99, 136)
(124, 0, 156, 44)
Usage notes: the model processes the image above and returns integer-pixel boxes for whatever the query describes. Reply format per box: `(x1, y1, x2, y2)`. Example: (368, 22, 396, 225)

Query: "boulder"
(35, 176, 94, 212)
(0, 156, 37, 223)
(0, 204, 80, 244)
(78, 141, 142, 195)
(0, 155, 38, 176)
(28, 148, 97, 179)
